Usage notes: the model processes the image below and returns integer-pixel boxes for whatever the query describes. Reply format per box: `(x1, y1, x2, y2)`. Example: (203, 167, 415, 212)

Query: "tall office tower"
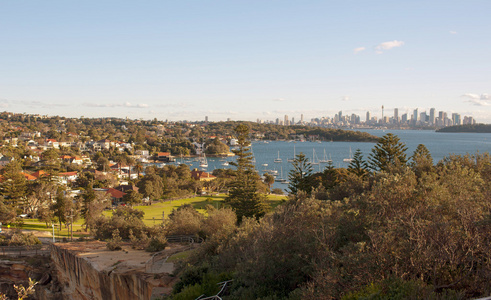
(275, 118, 279, 125)
(366, 111, 371, 123)
(452, 113, 461, 125)
(394, 108, 399, 123)
(300, 114, 304, 124)
(351, 113, 357, 124)
(429, 108, 435, 125)
(382, 105, 384, 121)
(205, 116, 208, 123)
(401, 113, 408, 124)
(463, 116, 475, 125)
(284, 115, 289, 126)
(420, 112, 427, 124)
(291, 117, 295, 125)
(338, 111, 343, 121)
(438, 111, 445, 120)
(412, 108, 419, 122)
(257, 118, 261, 123)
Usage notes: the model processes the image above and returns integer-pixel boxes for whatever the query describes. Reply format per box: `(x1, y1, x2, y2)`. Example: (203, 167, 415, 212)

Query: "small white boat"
(221, 162, 229, 166)
(199, 153, 208, 168)
(274, 151, 282, 163)
(343, 147, 354, 163)
(319, 149, 332, 163)
(287, 145, 296, 162)
(311, 149, 319, 165)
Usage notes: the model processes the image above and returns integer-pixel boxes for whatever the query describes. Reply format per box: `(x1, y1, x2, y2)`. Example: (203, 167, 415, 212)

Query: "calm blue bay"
(180, 130, 491, 191)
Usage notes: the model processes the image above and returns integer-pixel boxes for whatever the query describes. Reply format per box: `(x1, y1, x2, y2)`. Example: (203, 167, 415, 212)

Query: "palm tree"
(134, 163, 144, 179)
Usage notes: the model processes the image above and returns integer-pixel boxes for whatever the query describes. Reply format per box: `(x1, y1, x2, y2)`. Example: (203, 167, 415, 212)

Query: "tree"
(0, 160, 27, 208)
(410, 144, 433, 177)
(348, 149, 369, 177)
(137, 173, 164, 200)
(122, 190, 142, 207)
(134, 163, 144, 179)
(225, 124, 269, 222)
(80, 184, 108, 231)
(205, 138, 229, 155)
(288, 152, 314, 195)
(51, 189, 73, 229)
(368, 133, 408, 172)
(96, 156, 110, 172)
(0, 197, 16, 223)
(263, 173, 275, 193)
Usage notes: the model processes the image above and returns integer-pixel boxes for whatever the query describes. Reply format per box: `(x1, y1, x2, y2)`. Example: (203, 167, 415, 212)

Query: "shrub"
(146, 235, 168, 252)
(0, 230, 41, 246)
(106, 229, 122, 251)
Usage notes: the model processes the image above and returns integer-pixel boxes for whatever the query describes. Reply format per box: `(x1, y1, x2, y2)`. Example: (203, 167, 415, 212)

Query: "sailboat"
(275, 165, 288, 183)
(311, 149, 319, 165)
(343, 147, 354, 163)
(199, 153, 208, 168)
(287, 145, 296, 162)
(274, 151, 282, 163)
(318, 149, 332, 163)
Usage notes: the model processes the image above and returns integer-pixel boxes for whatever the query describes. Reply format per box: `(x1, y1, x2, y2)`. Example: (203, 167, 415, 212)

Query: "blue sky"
(1, 1, 490, 122)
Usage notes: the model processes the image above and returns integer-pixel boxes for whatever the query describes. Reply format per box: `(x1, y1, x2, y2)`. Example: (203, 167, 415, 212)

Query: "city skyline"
(1, 1, 491, 122)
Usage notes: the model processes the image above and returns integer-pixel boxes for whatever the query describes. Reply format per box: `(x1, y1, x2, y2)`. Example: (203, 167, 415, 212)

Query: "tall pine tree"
(288, 152, 314, 195)
(226, 124, 269, 222)
(368, 133, 408, 172)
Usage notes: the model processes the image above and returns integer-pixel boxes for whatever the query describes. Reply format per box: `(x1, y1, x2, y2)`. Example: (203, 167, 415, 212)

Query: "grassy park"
(16, 194, 287, 238)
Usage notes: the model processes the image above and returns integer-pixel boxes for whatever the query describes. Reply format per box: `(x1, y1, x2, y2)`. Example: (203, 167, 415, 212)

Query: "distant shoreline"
(436, 124, 491, 133)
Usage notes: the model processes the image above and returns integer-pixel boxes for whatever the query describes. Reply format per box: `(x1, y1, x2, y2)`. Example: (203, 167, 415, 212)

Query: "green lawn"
(18, 219, 89, 238)
(107, 194, 287, 226)
(15, 194, 288, 233)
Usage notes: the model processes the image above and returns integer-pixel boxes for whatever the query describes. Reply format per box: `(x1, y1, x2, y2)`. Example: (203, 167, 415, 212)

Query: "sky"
(1, 1, 491, 122)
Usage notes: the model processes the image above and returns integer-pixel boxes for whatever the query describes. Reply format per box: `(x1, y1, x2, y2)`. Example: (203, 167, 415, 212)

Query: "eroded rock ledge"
(50, 241, 182, 300)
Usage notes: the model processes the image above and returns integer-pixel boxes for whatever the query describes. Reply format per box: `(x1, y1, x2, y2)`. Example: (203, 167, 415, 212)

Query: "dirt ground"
(56, 241, 189, 273)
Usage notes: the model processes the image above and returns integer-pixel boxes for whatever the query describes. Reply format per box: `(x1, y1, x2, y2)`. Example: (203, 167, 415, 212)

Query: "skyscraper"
(366, 111, 371, 123)
(412, 108, 419, 122)
(284, 115, 289, 126)
(429, 108, 435, 125)
(394, 108, 399, 123)
(300, 114, 304, 124)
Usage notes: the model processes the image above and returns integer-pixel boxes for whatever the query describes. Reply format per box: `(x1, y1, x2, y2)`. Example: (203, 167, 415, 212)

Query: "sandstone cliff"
(50, 242, 178, 300)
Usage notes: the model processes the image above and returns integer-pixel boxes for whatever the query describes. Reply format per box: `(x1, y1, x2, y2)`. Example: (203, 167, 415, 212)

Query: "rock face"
(0, 256, 62, 300)
(49, 242, 170, 300)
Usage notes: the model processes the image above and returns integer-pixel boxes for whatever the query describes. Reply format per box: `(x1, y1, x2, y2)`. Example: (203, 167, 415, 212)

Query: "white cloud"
(375, 40, 405, 54)
(450, 31, 458, 34)
(84, 101, 149, 108)
(461, 93, 490, 106)
(353, 47, 366, 54)
(273, 98, 285, 102)
(19, 101, 69, 108)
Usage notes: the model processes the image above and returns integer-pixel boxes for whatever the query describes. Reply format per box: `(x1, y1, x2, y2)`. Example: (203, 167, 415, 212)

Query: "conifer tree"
(226, 124, 269, 222)
(288, 152, 314, 195)
(410, 144, 433, 177)
(348, 149, 369, 177)
(368, 133, 408, 172)
(0, 160, 27, 208)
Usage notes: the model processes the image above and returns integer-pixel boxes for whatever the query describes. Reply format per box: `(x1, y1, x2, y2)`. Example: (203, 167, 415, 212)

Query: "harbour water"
(176, 130, 491, 191)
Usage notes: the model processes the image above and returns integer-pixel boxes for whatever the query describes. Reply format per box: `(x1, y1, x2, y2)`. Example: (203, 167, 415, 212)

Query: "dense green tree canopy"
(368, 133, 408, 172)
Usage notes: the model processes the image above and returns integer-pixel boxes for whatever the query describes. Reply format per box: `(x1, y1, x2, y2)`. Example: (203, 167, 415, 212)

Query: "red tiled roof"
(21, 172, 37, 180)
(191, 169, 216, 180)
(158, 152, 171, 156)
(106, 188, 126, 199)
(31, 170, 48, 178)
(59, 172, 78, 176)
